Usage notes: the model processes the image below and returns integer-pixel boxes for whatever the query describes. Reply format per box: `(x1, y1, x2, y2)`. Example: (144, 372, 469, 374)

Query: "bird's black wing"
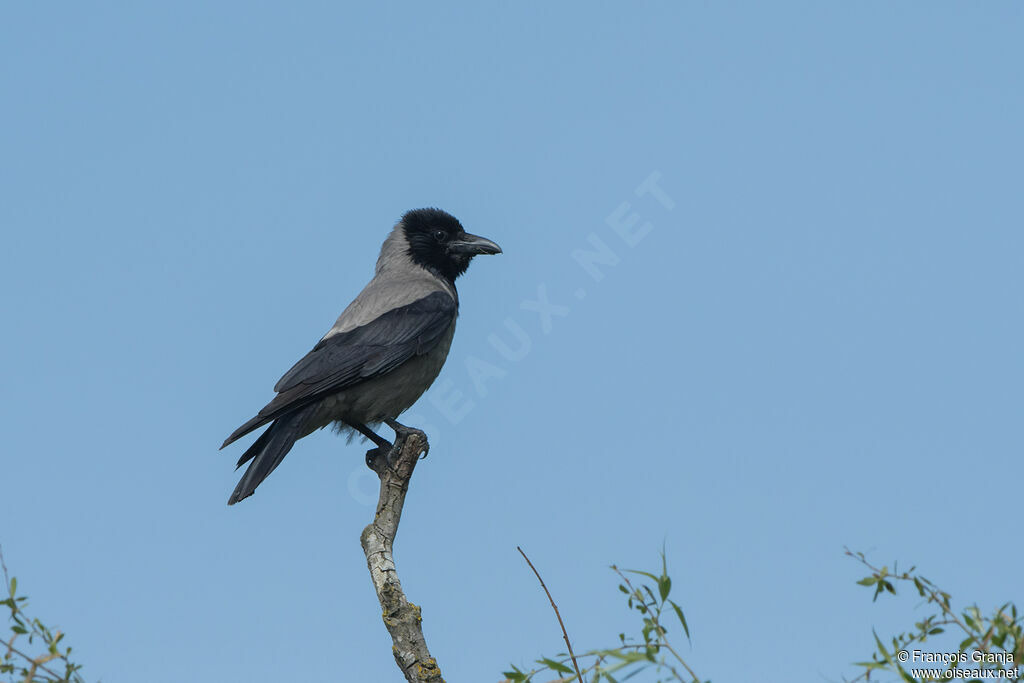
(221, 291, 456, 448)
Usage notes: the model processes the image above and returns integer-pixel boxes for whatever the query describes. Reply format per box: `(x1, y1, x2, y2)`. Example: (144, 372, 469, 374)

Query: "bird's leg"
(350, 421, 391, 448)
(383, 418, 429, 459)
(348, 421, 394, 471)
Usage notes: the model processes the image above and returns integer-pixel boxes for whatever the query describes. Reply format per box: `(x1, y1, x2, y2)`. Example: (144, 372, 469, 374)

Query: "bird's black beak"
(447, 233, 502, 255)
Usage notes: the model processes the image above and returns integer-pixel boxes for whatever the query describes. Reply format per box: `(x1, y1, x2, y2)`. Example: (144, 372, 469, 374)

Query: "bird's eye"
(433, 230, 448, 242)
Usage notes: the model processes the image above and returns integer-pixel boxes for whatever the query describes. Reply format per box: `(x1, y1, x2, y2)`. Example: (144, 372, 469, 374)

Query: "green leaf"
(668, 600, 691, 640)
(658, 575, 671, 601)
(872, 630, 891, 658)
(855, 661, 888, 670)
(857, 577, 878, 586)
(539, 657, 573, 674)
(603, 651, 649, 663)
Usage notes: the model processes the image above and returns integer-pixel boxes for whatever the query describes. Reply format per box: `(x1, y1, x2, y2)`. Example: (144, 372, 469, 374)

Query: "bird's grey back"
(323, 224, 458, 339)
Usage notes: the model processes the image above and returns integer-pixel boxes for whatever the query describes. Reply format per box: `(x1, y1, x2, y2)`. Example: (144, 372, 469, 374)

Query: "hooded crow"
(221, 208, 501, 505)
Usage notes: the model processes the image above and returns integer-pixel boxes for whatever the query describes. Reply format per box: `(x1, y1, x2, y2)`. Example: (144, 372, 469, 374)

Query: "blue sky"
(2, 3, 1022, 682)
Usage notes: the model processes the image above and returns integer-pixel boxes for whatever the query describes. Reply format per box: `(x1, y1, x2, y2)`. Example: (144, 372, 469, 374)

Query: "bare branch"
(360, 432, 444, 683)
(516, 546, 584, 683)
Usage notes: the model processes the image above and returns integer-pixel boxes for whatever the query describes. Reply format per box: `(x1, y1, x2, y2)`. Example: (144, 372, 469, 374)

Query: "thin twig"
(0, 547, 67, 681)
(611, 567, 698, 683)
(516, 546, 584, 683)
(844, 549, 974, 638)
(4, 641, 64, 680)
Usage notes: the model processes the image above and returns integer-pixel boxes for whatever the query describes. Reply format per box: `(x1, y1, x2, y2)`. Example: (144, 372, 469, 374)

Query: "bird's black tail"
(227, 404, 317, 506)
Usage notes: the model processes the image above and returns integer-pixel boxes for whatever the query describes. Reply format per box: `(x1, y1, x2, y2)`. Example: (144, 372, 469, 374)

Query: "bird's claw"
(384, 419, 429, 458)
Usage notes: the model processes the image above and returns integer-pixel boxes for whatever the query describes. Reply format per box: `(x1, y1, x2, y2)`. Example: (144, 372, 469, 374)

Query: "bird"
(221, 208, 501, 505)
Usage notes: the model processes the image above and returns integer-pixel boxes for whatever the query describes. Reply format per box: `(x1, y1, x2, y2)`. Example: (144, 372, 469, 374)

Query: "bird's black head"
(401, 208, 502, 283)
